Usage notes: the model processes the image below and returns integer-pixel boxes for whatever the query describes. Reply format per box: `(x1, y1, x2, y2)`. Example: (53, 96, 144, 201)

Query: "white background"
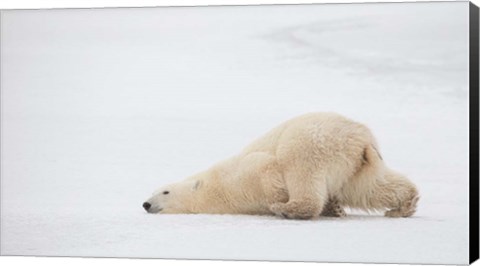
(0, 0, 478, 266)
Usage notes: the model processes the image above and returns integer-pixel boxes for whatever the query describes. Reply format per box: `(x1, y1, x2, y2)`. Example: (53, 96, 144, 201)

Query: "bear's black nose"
(143, 202, 151, 211)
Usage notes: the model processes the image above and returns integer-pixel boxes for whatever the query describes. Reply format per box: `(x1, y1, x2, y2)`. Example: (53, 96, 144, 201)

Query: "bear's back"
(241, 112, 373, 156)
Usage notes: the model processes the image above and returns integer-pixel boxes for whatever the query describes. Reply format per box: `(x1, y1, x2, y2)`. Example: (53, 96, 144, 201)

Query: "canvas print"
(0, 1, 477, 264)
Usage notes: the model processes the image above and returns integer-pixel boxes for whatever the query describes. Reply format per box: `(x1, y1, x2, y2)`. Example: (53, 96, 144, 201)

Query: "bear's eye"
(163, 191, 169, 195)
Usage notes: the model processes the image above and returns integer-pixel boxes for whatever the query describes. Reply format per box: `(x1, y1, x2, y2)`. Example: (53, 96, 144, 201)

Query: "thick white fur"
(145, 112, 419, 219)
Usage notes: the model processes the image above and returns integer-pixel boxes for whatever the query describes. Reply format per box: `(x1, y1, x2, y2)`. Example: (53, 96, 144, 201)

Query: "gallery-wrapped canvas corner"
(0, 1, 479, 265)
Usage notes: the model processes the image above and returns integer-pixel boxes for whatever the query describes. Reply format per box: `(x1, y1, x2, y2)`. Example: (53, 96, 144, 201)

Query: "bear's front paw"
(269, 201, 320, 220)
(270, 203, 290, 219)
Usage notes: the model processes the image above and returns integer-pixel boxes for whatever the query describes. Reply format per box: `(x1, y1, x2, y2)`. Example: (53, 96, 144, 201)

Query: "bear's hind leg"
(384, 190, 419, 217)
(348, 145, 419, 218)
(321, 197, 347, 217)
(384, 197, 419, 217)
(372, 171, 419, 218)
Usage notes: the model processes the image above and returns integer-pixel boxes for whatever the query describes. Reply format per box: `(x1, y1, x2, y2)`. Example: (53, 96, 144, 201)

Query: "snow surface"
(0, 2, 470, 264)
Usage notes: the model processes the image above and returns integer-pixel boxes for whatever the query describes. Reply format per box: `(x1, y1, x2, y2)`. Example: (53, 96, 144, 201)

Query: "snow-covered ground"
(0, 2, 470, 264)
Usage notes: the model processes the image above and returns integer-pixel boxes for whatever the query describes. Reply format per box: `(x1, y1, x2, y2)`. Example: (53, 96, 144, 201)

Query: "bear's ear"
(192, 180, 202, 191)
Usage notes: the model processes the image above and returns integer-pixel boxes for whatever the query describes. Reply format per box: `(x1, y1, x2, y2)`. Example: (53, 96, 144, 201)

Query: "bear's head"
(142, 179, 202, 214)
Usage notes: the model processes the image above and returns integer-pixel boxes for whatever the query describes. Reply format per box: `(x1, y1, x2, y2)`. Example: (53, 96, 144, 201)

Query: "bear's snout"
(143, 202, 164, 213)
(142, 202, 151, 211)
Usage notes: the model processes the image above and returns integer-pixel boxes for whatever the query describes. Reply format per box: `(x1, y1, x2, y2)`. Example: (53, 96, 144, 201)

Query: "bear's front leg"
(245, 152, 289, 205)
(261, 167, 289, 206)
(270, 200, 323, 220)
(268, 163, 328, 219)
(239, 152, 289, 209)
(271, 197, 347, 219)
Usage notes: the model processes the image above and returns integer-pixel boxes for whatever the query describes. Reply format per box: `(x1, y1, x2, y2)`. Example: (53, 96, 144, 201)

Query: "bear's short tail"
(362, 144, 383, 169)
(338, 143, 386, 210)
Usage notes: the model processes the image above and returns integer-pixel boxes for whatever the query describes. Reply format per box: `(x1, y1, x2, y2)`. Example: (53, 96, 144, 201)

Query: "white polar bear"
(143, 112, 419, 219)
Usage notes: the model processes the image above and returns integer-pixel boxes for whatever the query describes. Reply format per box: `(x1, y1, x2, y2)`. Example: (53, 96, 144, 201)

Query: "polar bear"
(143, 112, 419, 219)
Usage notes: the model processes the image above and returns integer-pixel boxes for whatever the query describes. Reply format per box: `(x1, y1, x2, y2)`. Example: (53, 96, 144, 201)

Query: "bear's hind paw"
(385, 195, 419, 218)
(321, 197, 347, 217)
